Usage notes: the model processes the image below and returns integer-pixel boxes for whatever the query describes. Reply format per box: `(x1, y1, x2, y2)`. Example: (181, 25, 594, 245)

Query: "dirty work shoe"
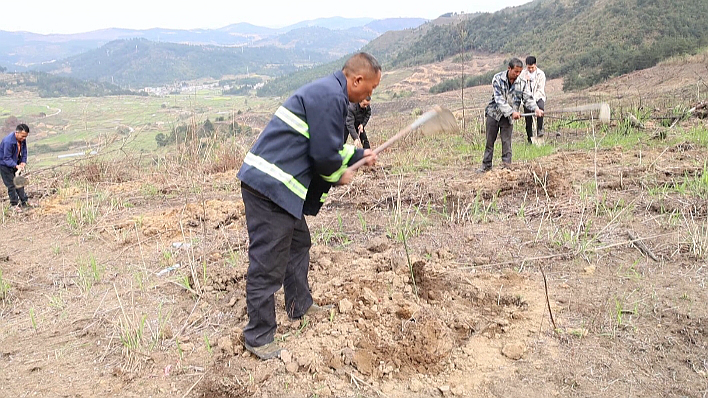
(11, 205, 23, 213)
(537, 130, 545, 137)
(20, 201, 35, 208)
(244, 341, 282, 360)
(500, 162, 512, 170)
(305, 303, 334, 316)
(476, 167, 491, 174)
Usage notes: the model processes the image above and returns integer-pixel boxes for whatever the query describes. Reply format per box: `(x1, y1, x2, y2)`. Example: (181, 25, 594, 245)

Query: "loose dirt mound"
(108, 199, 244, 241)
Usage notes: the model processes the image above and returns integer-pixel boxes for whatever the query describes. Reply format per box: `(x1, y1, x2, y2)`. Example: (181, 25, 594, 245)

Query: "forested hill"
(378, 0, 708, 90)
(34, 39, 333, 88)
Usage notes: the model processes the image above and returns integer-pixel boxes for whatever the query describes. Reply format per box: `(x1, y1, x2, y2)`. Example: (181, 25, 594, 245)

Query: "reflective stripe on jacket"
(237, 70, 364, 219)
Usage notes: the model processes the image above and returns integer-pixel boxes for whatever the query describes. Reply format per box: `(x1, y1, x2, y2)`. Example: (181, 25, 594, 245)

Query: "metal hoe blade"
(521, 102, 611, 124)
(13, 174, 28, 188)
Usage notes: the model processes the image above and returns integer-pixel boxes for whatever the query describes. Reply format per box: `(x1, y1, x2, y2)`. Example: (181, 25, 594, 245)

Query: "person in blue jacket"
(0, 123, 31, 212)
(237, 52, 380, 359)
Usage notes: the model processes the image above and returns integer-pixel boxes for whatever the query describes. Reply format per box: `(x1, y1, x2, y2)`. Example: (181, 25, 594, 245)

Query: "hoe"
(521, 102, 611, 144)
(347, 106, 458, 172)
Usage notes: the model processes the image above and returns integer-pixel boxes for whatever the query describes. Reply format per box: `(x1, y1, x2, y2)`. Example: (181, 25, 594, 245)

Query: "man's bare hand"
(511, 111, 521, 120)
(362, 149, 377, 166)
(337, 169, 356, 185)
(354, 138, 362, 148)
(535, 108, 544, 117)
(358, 125, 364, 133)
(17, 163, 26, 171)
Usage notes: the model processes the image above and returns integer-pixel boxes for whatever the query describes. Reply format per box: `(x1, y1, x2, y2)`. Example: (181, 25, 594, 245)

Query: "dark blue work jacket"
(237, 70, 364, 219)
(1, 132, 27, 168)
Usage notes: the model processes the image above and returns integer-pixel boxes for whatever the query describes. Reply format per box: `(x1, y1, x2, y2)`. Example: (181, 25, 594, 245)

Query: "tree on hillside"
(3, 116, 19, 133)
(400, 0, 708, 93)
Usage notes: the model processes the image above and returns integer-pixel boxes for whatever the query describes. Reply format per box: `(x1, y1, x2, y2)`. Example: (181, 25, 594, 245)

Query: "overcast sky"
(4, 0, 532, 34)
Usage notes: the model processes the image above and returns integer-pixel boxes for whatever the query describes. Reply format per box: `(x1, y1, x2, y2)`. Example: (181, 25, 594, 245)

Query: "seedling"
(29, 308, 38, 331)
(204, 334, 212, 354)
(0, 270, 9, 301)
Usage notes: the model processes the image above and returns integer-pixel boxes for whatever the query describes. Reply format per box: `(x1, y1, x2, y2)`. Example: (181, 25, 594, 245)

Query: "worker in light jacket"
(520, 55, 547, 142)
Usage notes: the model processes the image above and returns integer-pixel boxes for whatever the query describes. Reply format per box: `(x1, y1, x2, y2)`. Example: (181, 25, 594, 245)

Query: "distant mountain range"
(0, 17, 426, 69)
(32, 38, 335, 88)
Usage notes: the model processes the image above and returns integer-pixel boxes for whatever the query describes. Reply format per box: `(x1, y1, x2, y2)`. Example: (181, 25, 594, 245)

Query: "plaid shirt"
(485, 70, 538, 121)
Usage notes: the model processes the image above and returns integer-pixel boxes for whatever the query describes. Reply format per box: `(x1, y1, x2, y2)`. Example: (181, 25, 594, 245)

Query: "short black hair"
(343, 52, 381, 76)
(525, 56, 537, 66)
(508, 58, 523, 69)
(16, 123, 29, 133)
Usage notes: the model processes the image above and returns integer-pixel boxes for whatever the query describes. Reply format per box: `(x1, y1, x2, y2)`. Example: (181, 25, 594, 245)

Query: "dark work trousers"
(343, 128, 371, 149)
(0, 165, 27, 206)
(482, 115, 513, 169)
(524, 98, 545, 142)
(359, 129, 371, 149)
(241, 184, 313, 348)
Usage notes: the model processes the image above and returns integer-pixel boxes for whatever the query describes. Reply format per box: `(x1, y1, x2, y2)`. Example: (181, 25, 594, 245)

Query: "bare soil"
(1, 55, 707, 398)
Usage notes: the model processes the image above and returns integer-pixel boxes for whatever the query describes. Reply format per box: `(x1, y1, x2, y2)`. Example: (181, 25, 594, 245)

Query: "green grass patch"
(513, 140, 556, 161)
(688, 125, 708, 147)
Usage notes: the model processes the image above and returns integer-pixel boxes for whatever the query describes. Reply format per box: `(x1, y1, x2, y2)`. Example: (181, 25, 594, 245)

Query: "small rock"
(254, 367, 271, 383)
(436, 249, 453, 259)
(280, 350, 292, 364)
(584, 265, 596, 275)
(438, 385, 451, 396)
(361, 287, 378, 305)
(391, 255, 408, 272)
(327, 353, 343, 370)
(451, 385, 466, 395)
(410, 378, 423, 392)
(395, 300, 420, 319)
(473, 257, 490, 265)
(342, 348, 354, 365)
(216, 336, 233, 355)
(367, 235, 390, 253)
(228, 296, 237, 306)
(319, 257, 333, 268)
(285, 362, 299, 373)
(297, 354, 312, 368)
(179, 342, 194, 353)
(362, 307, 377, 320)
(339, 298, 354, 314)
(502, 341, 526, 360)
